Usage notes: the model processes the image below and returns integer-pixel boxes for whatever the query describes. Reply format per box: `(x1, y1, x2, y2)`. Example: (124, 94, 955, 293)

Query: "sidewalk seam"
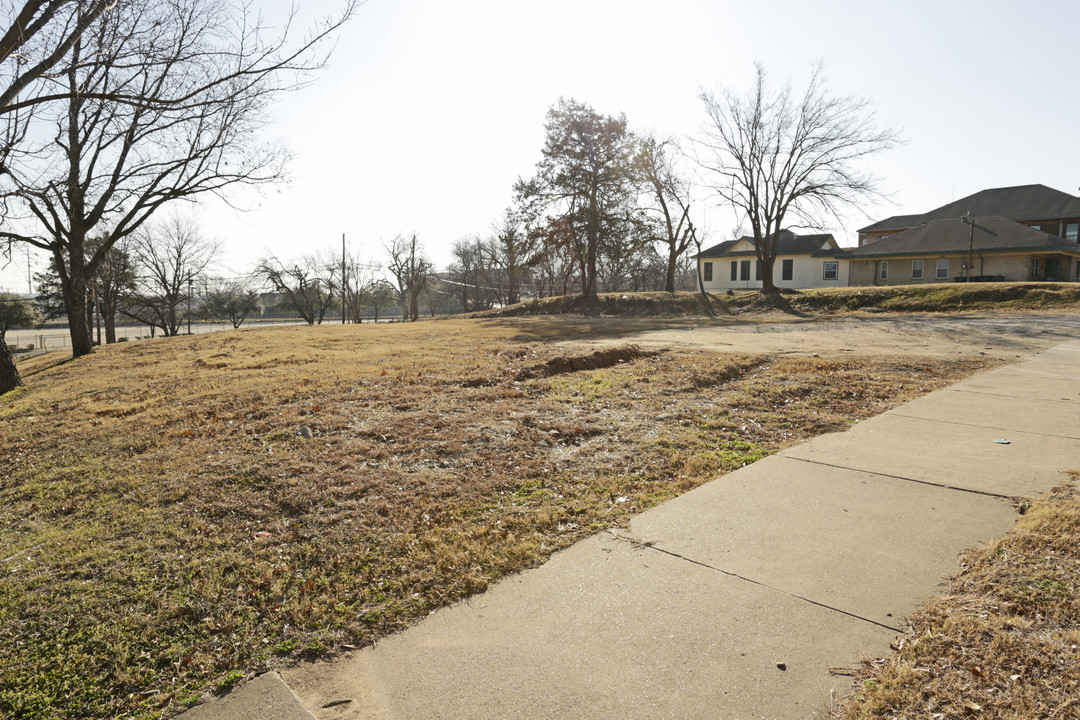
(783, 457, 1017, 500)
(942, 387, 1079, 403)
(885, 412, 1080, 441)
(616, 536, 905, 634)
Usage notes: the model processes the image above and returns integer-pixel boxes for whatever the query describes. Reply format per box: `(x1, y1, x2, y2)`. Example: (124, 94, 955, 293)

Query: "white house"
(696, 231, 850, 291)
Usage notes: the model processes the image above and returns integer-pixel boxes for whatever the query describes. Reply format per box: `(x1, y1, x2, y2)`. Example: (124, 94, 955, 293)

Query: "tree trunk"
(64, 272, 94, 357)
(665, 243, 678, 293)
(408, 290, 420, 321)
(0, 339, 22, 395)
(760, 258, 778, 294)
(507, 266, 519, 305)
(696, 259, 716, 318)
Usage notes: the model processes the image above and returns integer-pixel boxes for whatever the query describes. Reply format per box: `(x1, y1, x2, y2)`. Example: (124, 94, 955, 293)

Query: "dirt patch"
(521, 345, 655, 378)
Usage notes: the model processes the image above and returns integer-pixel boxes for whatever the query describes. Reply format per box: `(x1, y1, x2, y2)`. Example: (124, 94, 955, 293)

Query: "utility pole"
(187, 277, 193, 334)
(962, 213, 975, 281)
(25, 246, 32, 295)
(341, 233, 347, 325)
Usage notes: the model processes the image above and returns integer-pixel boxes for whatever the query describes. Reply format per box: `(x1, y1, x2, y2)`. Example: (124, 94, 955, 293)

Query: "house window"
(1066, 223, 1079, 242)
(755, 261, 763, 281)
(730, 261, 738, 281)
(936, 259, 949, 279)
(781, 259, 793, 281)
(740, 260, 751, 281)
(823, 261, 838, 281)
(879, 261, 889, 280)
(703, 262, 713, 282)
(911, 260, 924, 279)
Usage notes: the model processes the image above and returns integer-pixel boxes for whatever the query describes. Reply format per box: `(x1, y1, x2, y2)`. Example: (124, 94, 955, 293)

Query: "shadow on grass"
(15, 351, 75, 379)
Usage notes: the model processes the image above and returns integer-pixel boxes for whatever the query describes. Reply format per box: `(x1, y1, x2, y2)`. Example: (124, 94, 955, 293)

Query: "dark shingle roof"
(846, 216, 1080, 258)
(859, 184, 1080, 233)
(696, 231, 836, 258)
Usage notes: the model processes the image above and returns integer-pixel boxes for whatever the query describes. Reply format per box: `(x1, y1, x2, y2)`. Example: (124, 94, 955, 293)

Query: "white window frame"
(879, 261, 888, 280)
(823, 261, 838, 281)
(911, 260, 924, 279)
(936, 259, 949, 279)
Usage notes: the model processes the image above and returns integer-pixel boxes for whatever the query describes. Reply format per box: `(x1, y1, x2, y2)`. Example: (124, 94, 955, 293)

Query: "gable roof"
(696, 230, 837, 258)
(846, 215, 1080, 258)
(859, 184, 1080, 233)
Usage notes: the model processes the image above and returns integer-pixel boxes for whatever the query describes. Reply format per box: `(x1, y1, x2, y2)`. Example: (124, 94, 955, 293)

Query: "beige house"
(846, 215, 1080, 285)
(696, 231, 849, 291)
(857, 184, 1080, 247)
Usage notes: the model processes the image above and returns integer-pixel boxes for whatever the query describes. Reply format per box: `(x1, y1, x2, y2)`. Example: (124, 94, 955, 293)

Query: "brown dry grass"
(1, 318, 994, 718)
(829, 476, 1080, 720)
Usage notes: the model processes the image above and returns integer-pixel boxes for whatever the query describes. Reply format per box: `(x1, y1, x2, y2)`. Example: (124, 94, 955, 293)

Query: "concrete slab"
(629, 455, 1017, 628)
(890, 387, 1080, 439)
(283, 533, 892, 720)
(780, 413, 1080, 497)
(178, 672, 316, 720)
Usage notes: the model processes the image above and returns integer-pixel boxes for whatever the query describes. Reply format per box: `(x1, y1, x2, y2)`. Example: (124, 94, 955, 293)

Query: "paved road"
(180, 338, 1080, 720)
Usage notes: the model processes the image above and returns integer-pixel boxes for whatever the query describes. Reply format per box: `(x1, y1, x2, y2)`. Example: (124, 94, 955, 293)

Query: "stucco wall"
(848, 254, 1080, 287)
(699, 256, 848, 291)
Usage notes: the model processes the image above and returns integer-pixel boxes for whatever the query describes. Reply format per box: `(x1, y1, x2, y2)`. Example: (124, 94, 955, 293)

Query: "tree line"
(0, 2, 897, 396)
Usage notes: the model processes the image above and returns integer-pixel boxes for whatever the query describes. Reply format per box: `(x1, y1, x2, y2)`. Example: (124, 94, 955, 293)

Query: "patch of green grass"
(217, 671, 244, 693)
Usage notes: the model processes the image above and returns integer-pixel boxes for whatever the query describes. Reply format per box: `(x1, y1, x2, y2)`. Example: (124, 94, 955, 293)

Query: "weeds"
(1, 320, 993, 718)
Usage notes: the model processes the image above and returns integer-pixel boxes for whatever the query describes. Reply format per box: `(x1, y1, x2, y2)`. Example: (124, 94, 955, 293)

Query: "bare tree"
(488, 209, 537, 305)
(200, 278, 261, 329)
(0, 1, 117, 115)
(0, 0, 356, 357)
(120, 215, 219, 337)
(385, 233, 432, 322)
(0, 0, 119, 392)
(89, 236, 135, 343)
(365, 278, 395, 322)
(257, 254, 338, 325)
(637, 135, 697, 292)
(448, 236, 499, 312)
(695, 63, 897, 293)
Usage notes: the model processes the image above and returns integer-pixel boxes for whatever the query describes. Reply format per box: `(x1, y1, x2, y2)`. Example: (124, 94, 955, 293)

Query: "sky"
(2, 0, 1079, 293)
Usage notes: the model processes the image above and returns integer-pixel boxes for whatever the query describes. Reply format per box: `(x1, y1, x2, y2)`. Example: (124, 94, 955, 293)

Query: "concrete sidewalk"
(182, 340, 1080, 720)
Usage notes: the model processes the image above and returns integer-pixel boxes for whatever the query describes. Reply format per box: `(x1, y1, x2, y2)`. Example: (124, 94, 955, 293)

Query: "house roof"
(696, 230, 837, 258)
(859, 184, 1080, 233)
(845, 215, 1080, 259)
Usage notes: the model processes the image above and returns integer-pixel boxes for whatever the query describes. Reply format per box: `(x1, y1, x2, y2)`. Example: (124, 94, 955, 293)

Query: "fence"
(6, 318, 317, 351)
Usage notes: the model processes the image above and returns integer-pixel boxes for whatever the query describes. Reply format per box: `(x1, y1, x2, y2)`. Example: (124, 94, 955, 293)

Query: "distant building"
(851, 184, 1080, 284)
(695, 231, 848, 291)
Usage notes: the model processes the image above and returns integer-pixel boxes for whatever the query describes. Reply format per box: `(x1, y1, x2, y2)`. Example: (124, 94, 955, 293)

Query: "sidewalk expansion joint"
(945, 387, 1079, 403)
(786, 457, 1016, 500)
(616, 536, 905, 634)
(886, 412, 1080, 441)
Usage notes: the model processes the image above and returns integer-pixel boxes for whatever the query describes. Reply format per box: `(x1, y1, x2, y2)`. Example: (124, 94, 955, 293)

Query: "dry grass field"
(0, 309, 1075, 719)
